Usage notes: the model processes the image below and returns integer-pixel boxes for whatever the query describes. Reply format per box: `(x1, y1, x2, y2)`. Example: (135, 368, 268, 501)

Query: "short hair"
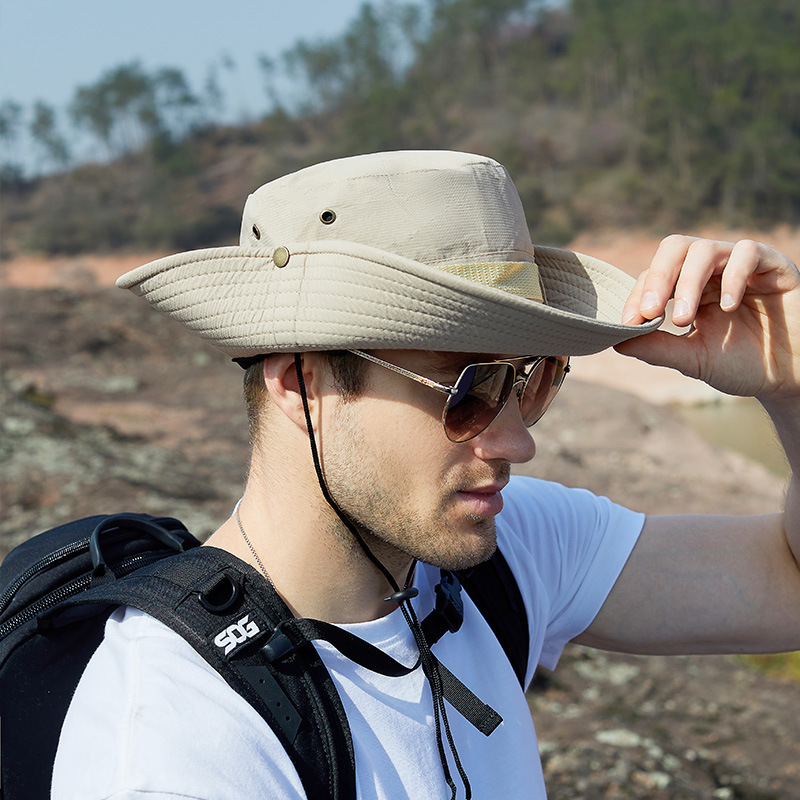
(243, 351, 368, 444)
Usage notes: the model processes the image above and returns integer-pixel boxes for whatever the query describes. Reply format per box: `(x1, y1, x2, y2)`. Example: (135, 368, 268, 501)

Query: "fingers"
(717, 238, 763, 313)
(621, 271, 649, 325)
(670, 238, 733, 326)
(622, 235, 789, 327)
(618, 236, 800, 401)
(641, 235, 730, 325)
(622, 235, 707, 325)
(614, 329, 703, 380)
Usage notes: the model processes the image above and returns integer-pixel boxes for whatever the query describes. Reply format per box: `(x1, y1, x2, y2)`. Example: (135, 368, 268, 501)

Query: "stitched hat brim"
(117, 240, 661, 357)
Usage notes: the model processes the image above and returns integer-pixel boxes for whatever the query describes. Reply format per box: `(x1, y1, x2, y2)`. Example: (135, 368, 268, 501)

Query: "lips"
(469, 482, 508, 495)
(456, 482, 507, 517)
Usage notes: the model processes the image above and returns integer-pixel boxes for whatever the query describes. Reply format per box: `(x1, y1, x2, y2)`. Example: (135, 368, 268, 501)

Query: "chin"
(428, 524, 498, 571)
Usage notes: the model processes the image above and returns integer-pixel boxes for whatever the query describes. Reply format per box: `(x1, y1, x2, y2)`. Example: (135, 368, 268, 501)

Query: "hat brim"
(117, 241, 661, 357)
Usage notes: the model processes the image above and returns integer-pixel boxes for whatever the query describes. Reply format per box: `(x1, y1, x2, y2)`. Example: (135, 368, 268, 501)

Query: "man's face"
(317, 350, 537, 572)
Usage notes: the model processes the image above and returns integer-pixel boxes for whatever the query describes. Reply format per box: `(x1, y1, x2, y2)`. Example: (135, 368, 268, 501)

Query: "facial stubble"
(318, 403, 500, 575)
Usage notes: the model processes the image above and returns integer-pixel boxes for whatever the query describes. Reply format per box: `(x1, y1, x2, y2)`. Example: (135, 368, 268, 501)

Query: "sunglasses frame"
(348, 350, 569, 442)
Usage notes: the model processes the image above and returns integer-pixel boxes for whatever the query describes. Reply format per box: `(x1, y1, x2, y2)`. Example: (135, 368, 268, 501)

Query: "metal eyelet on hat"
(273, 246, 290, 268)
(319, 209, 336, 225)
(252, 224, 261, 240)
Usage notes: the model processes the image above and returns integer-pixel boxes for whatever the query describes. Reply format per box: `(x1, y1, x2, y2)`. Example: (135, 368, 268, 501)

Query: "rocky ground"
(1, 259, 798, 797)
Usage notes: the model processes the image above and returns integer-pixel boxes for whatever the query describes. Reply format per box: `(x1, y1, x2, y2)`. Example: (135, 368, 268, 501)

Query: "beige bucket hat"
(117, 150, 661, 358)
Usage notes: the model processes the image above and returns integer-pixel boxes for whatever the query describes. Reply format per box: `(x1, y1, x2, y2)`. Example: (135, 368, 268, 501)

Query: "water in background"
(674, 398, 789, 478)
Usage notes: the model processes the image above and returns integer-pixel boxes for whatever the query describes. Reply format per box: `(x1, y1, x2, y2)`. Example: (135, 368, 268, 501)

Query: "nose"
(470, 394, 536, 464)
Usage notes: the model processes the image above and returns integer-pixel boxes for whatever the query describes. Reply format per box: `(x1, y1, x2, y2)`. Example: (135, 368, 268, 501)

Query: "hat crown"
(240, 151, 535, 267)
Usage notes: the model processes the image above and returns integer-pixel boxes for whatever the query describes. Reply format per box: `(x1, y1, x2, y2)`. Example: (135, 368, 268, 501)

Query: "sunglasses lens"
(519, 356, 569, 426)
(443, 357, 570, 442)
(443, 364, 515, 442)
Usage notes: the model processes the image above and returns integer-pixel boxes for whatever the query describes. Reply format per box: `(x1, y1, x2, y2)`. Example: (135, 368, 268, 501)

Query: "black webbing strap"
(436, 661, 502, 736)
(263, 615, 502, 736)
(264, 617, 421, 676)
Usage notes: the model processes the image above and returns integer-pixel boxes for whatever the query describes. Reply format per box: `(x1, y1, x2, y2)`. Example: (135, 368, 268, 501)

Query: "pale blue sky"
(0, 0, 395, 120)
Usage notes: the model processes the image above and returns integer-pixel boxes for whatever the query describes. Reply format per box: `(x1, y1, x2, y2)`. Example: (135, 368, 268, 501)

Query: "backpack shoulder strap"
(454, 547, 530, 687)
(52, 546, 356, 800)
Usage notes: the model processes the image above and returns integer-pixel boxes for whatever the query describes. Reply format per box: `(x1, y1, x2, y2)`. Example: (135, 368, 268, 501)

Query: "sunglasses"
(349, 350, 570, 443)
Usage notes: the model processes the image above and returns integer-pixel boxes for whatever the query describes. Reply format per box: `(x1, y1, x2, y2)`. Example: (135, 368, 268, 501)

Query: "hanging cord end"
(384, 587, 419, 604)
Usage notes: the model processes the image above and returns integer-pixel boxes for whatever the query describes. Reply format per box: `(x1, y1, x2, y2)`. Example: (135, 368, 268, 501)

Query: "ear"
(262, 353, 327, 433)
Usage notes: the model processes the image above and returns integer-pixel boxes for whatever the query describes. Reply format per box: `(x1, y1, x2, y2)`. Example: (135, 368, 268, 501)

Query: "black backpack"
(0, 513, 529, 800)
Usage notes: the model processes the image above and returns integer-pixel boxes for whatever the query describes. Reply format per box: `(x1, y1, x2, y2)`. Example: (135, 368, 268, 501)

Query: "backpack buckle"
(434, 571, 464, 634)
(262, 622, 298, 663)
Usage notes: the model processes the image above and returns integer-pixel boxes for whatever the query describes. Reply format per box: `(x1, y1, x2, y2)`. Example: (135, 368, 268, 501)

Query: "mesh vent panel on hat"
(436, 262, 545, 303)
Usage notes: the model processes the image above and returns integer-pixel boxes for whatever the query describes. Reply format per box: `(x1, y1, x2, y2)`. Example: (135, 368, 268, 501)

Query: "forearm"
(761, 396, 800, 570)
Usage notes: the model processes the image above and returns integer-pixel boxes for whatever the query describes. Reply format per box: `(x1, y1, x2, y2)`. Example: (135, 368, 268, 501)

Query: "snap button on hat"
(273, 246, 290, 268)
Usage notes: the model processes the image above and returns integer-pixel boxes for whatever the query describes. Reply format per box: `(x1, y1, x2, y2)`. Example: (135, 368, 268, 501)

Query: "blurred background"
(3, 0, 799, 252)
(2, 1, 799, 796)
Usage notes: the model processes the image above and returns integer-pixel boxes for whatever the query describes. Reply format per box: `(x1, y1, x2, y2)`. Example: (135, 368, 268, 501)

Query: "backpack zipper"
(0, 551, 167, 638)
(0, 537, 92, 614)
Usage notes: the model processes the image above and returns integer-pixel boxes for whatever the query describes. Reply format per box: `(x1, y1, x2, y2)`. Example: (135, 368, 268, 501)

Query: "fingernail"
(720, 293, 736, 311)
(673, 299, 690, 319)
(640, 291, 659, 312)
(622, 308, 638, 324)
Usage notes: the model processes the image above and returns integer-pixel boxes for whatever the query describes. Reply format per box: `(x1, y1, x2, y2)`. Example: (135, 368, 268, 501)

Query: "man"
(53, 150, 800, 798)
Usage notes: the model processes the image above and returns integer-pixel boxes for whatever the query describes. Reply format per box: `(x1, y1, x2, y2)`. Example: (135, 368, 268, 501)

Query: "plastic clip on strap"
(261, 622, 298, 663)
(421, 571, 465, 647)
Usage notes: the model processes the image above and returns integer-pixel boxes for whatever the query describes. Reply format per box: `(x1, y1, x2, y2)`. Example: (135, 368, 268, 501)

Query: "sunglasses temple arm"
(349, 350, 456, 396)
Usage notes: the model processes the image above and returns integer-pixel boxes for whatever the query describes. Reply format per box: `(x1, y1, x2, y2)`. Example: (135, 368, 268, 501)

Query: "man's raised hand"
(617, 235, 800, 401)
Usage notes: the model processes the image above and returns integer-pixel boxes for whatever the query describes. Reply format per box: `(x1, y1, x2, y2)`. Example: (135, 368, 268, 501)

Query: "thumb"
(614, 330, 703, 381)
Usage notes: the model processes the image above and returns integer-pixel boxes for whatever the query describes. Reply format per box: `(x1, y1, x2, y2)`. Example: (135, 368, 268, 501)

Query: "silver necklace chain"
(235, 501, 275, 587)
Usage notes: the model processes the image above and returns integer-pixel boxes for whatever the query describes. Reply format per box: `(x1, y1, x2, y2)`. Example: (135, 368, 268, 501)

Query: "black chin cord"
(293, 355, 472, 799)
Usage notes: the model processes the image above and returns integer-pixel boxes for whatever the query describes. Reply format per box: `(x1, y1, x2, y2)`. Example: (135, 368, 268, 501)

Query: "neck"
(205, 466, 414, 624)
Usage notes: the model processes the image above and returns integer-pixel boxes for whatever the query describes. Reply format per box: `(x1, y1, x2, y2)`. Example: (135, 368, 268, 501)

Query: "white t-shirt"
(52, 477, 644, 799)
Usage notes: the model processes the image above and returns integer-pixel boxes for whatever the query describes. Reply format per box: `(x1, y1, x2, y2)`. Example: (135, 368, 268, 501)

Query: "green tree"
(69, 62, 200, 158)
(281, 2, 427, 149)
(70, 82, 114, 158)
(152, 67, 201, 140)
(0, 100, 25, 178)
(29, 101, 70, 173)
(258, 55, 283, 112)
(202, 65, 226, 121)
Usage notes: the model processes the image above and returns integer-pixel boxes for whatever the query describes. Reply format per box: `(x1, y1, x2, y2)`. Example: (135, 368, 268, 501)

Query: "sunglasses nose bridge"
(512, 367, 534, 399)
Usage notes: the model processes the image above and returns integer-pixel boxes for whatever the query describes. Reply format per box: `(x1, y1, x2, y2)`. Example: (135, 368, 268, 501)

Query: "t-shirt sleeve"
(496, 477, 644, 683)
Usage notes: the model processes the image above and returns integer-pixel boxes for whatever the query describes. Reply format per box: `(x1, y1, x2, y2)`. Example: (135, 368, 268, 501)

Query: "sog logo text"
(214, 615, 261, 655)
